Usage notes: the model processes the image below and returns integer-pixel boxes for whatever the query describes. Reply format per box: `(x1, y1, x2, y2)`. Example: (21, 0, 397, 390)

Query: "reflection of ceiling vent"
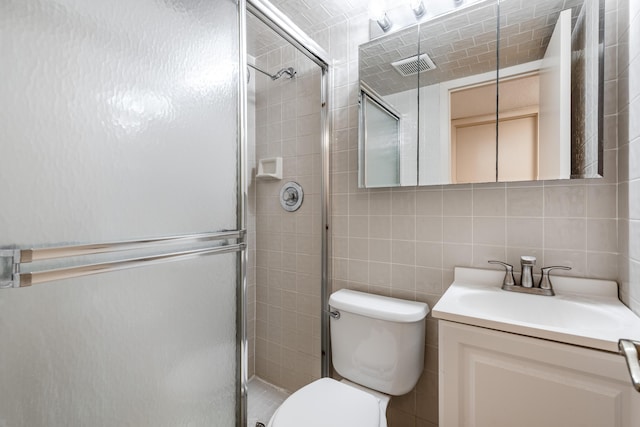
(391, 53, 436, 76)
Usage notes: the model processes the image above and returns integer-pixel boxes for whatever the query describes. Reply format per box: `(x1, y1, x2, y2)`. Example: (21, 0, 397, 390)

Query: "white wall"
(384, 84, 445, 186)
(384, 90, 418, 186)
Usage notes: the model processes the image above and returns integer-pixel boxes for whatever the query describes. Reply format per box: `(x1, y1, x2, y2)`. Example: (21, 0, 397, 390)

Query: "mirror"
(359, 26, 419, 187)
(358, 0, 604, 187)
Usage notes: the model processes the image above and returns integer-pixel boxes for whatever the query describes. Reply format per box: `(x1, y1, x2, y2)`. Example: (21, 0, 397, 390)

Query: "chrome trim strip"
(6, 231, 245, 264)
(320, 64, 331, 378)
(360, 82, 401, 120)
(18, 243, 246, 287)
(237, 0, 249, 425)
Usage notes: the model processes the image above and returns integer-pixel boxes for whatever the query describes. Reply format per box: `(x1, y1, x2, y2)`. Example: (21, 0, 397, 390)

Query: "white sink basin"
(432, 267, 640, 352)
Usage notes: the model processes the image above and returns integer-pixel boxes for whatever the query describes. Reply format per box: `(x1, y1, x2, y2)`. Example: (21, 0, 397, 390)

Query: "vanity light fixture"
(411, 0, 426, 18)
(376, 13, 393, 32)
(369, 0, 393, 32)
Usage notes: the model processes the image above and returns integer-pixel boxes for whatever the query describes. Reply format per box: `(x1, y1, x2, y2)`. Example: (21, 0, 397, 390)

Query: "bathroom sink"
(432, 267, 640, 352)
(456, 291, 624, 331)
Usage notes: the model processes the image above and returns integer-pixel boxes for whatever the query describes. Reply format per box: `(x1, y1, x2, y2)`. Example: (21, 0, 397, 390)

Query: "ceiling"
(247, 0, 589, 96)
(360, 0, 586, 95)
(246, 0, 368, 59)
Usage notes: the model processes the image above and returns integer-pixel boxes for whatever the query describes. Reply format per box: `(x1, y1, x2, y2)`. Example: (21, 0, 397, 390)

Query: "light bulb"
(369, 0, 392, 32)
(410, 0, 426, 18)
(368, 0, 387, 21)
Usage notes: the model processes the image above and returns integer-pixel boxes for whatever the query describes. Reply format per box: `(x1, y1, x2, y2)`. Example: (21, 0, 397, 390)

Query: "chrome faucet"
(488, 258, 571, 296)
(520, 256, 536, 288)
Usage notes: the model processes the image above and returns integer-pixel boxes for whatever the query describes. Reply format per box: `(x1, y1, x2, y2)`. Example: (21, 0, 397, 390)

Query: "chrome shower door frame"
(238, 2, 331, 425)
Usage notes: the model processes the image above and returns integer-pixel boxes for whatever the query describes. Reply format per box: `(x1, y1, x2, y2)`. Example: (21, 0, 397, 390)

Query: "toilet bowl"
(266, 378, 389, 427)
(267, 290, 429, 427)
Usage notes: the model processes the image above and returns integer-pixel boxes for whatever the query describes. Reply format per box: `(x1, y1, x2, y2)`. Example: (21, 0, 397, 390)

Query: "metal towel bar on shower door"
(0, 230, 246, 288)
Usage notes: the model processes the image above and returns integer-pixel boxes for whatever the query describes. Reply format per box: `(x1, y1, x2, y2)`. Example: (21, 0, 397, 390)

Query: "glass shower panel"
(0, 0, 239, 245)
(0, 0, 241, 425)
(0, 255, 237, 426)
(248, 14, 323, 393)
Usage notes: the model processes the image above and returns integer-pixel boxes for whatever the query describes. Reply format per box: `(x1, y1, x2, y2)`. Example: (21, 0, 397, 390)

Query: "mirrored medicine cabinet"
(358, 0, 604, 188)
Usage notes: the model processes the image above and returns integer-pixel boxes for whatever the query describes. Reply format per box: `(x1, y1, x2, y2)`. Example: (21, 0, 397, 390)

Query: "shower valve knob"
(279, 182, 303, 212)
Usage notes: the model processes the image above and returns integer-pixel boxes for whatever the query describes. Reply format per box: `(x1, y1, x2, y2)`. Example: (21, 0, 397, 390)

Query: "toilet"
(267, 289, 429, 427)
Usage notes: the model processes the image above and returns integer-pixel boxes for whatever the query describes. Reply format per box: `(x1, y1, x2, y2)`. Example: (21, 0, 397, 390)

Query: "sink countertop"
(432, 267, 640, 353)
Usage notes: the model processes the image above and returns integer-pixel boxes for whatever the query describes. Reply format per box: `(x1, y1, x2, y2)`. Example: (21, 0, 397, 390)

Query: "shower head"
(271, 67, 296, 80)
(247, 64, 296, 82)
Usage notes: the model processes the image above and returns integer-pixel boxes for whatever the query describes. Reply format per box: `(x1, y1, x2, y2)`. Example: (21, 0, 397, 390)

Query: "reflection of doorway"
(449, 75, 540, 184)
(451, 109, 539, 183)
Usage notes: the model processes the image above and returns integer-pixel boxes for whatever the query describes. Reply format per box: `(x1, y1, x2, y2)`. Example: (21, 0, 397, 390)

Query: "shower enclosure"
(0, 0, 328, 425)
(244, 0, 330, 404)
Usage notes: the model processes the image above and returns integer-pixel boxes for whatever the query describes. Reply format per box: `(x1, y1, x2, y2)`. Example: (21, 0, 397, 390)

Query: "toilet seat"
(268, 378, 381, 427)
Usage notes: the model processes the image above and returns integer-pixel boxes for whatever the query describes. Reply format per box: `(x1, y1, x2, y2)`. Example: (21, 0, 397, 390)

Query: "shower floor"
(248, 376, 289, 427)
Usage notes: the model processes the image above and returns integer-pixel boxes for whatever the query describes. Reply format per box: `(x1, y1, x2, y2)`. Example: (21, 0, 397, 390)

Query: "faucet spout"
(520, 256, 536, 288)
(488, 258, 564, 297)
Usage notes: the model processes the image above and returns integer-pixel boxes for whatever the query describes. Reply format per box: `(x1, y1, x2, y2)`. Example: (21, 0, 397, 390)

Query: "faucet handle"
(488, 261, 516, 287)
(538, 266, 572, 292)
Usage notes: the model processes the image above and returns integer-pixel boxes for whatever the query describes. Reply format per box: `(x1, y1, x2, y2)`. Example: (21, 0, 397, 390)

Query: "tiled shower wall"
(308, 2, 622, 426)
(617, 0, 640, 315)
(250, 45, 323, 392)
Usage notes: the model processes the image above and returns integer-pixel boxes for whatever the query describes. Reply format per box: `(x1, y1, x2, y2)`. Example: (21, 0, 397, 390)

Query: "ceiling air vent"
(391, 53, 436, 77)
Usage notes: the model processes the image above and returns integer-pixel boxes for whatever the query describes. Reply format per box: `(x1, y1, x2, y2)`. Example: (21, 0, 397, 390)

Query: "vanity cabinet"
(439, 320, 640, 427)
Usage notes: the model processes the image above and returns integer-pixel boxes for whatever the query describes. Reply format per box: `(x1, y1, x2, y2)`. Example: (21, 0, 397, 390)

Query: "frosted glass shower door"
(0, 255, 239, 426)
(0, 0, 241, 425)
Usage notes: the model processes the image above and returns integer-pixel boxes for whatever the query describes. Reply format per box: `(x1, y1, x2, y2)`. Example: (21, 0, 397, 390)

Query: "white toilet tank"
(329, 289, 429, 396)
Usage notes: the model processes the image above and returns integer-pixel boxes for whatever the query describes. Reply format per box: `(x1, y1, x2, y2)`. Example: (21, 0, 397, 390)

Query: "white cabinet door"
(439, 321, 640, 427)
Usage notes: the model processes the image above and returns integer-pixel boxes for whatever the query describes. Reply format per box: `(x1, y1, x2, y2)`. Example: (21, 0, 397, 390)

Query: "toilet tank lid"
(329, 289, 429, 322)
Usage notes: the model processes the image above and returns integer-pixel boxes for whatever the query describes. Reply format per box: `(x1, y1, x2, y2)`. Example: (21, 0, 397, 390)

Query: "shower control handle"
(283, 189, 297, 202)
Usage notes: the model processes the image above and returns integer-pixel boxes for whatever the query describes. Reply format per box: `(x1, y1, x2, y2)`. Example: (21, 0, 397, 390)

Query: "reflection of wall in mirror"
(450, 76, 540, 184)
(384, 91, 418, 186)
(571, 0, 601, 177)
(539, 8, 572, 181)
(418, 85, 444, 185)
(384, 85, 446, 186)
(380, 86, 446, 186)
